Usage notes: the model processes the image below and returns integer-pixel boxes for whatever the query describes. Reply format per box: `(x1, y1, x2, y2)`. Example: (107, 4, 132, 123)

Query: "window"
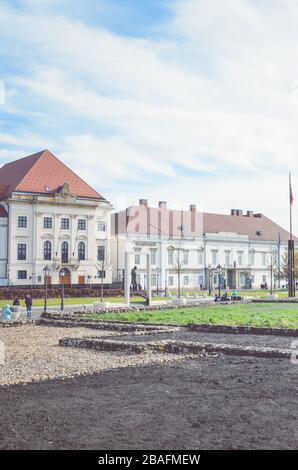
(262, 253, 266, 266)
(61, 241, 69, 263)
(78, 219, 86, 231)
(151, 274, 157, 287)
(168, 276, 174, 286)
(78, 242, 86, 261)
(135, 254, 140, 265)
(183, 276, 189, 286)
(225, 251, 231, 266)
(61, 218, 69, 229)
(98, 220, 106, 232)
(18, 270, 27, 279)
(151, 251, 157, 265)
(18, 216, 27, 228)
(262, 275, 267, 283)
(183, 251, 189, 265)
(213, 274, 218, 285)
(44, 241, 52, 260)
(17, 243, 26, 261)
(250, 252, 255, 265)
(44, 217, 52, 229)
(237, 251, 243, 265)
(98, 270, 106, 279)
(168, 250, 174, 265)
(198, 250, 203, 265)
(97, 245, 105, 261)
(211, 250, 218, 265)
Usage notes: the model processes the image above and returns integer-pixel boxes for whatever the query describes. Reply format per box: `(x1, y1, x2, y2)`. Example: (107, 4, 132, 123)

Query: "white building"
(0, 150, 113, 286)
(111, 200, 291, 292)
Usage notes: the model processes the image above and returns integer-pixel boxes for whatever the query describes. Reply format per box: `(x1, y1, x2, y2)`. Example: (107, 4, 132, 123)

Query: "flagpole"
(290, 172, 293, 242)
(288, 172, 295, 297)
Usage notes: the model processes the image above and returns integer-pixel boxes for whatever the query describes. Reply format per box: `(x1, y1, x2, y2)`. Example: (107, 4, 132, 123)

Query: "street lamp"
(208, 265, 213, 296)
(60, 269, 65, 312)
(43, 265, 51, 313)
(217, 264, 222, 299)
(165, 269, 168, 296)
(156, 267, 160, 295)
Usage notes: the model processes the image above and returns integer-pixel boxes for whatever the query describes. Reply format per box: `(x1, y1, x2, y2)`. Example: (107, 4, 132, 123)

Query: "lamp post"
(165, 269, 168, 296)
(208, 265, 213, 296)
(60, 269, 65, 312)
(43, 265, 51, 313)
(217, 264, 222, 299)
(156, 267, 160, 295)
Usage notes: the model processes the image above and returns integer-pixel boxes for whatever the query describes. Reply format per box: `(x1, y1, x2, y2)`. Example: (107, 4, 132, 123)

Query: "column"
(125, 251, 130, 306)
(146, 253, 152, 305)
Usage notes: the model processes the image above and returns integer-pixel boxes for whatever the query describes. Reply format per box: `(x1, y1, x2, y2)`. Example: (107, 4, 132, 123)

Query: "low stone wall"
(187, 323, 298, 337)
(38, 318, 178, 334)
(252, 299, 298, 303)
(59, 336, 294, 359)
(0, 320, 36, 328)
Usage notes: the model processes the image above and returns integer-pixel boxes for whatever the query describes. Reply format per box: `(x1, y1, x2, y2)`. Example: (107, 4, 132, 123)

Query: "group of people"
(214, 290, 239, 302)
(1, 294, 33, 321)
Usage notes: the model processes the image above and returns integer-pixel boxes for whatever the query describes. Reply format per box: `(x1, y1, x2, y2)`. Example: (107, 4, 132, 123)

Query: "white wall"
(6, 194, 113, 285)
(0, 216, 8, 280)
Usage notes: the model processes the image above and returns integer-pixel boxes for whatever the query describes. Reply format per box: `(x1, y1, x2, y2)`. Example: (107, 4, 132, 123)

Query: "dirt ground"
(0, 354, 297, 450)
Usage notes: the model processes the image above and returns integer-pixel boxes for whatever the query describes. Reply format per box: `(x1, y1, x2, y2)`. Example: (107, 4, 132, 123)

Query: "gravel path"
(0, 325, 195, 386)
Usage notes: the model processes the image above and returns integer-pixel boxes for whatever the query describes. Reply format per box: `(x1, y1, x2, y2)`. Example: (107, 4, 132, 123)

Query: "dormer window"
(256, 230, 262, 236)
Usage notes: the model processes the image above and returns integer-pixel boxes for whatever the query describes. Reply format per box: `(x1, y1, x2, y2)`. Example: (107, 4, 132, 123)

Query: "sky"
(1, 0, 298, 234)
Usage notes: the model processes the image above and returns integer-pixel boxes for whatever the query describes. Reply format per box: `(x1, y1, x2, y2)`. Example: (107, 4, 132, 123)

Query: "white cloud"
(1, 1, 298, 232)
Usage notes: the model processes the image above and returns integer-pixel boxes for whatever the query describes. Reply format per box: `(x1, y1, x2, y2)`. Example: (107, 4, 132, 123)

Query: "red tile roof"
(0, 206, 7, 217)
(0, 150, 103, 200)
(112, 205, 294, 242)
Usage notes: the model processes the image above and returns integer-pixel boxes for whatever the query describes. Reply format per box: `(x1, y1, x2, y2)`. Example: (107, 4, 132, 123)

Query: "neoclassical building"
(111, 200, 292, 291)
(0, 150, 294, 290)
(0, 150, 112, 286)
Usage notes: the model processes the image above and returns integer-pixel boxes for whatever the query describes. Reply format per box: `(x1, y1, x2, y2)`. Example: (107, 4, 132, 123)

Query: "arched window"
(61, 241, 69, 264)
(78, 242, 86, 261)
(44, 241, 52, 261)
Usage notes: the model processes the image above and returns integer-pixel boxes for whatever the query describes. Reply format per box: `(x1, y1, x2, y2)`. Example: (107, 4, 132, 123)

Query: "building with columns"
(0, 150, 113, 286)
(111, 200, 292, 292)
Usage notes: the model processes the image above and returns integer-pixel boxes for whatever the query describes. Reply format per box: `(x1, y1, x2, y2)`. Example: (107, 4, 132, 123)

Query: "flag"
(290, 173, 294, 206)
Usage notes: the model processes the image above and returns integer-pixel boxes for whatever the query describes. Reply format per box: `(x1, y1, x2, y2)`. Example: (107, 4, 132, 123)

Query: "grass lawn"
(0, 296, 168, 308)
(86, 302, 298, 329)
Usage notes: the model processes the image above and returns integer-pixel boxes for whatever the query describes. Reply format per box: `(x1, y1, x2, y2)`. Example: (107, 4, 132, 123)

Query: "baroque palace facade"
(0, 150, 112, 286)
(0, 150, 293, 289)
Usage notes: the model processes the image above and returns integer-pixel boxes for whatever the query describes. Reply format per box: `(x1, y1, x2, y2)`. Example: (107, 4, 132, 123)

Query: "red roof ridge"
(14, 149, 48, 192)
(0, 149, 104, 200)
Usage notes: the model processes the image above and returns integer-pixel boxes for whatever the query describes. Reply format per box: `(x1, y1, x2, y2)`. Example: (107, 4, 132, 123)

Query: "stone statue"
(131, 266, 138, 291)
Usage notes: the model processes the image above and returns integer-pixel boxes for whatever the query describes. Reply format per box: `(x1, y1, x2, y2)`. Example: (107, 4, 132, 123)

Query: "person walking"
(25, 294, 33, 319)
(1, 305, 12, 321)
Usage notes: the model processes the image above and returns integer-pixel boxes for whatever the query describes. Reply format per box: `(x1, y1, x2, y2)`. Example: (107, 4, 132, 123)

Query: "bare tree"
(280, 250, 298, 283)
(170, 242, 186, 299)
(96, 241, 111, 302)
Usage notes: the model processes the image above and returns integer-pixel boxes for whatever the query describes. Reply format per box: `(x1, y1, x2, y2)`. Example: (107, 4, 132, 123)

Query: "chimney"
(139, 199, 148, 207)
(231, 209, 237, 216)
(246, 210, 253, 217)
(236, 209, 243, 216)
(189, 204, 197, 212)
(158, 201, 167, 209)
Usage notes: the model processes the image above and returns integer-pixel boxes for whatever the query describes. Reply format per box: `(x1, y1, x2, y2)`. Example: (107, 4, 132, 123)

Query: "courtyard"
(0, 311, 297, 449)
